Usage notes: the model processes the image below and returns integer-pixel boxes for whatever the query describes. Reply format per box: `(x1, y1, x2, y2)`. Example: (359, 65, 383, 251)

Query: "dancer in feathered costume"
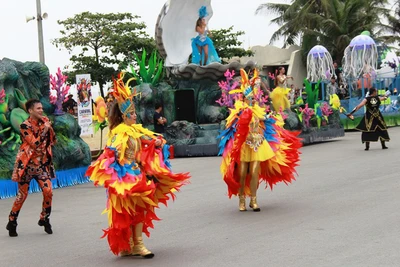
(191, 6, 221, 65)
(270, 66, 293, 112)
(218, 69, 302, 212)
(86, 73, 190, 257)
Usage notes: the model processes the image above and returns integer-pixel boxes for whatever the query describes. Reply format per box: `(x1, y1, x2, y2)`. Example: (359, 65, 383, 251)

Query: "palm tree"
(382, 0, 400, 45)
(311, 0, 387, 61)
(256, 0, 393, 62)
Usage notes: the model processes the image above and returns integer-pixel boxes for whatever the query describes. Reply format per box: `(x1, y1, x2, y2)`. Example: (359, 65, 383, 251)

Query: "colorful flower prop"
(329, 94, 346, 113)
(216, 69, 239, 108)
(296, 101, 334, 129)
(253, 86, 270, 107)
(90, 96, 109, 159)
(217, 69, 272, 116)
(92, 96, 108, 133)
(298, 104, 315, 128)
(313, 102, 333, 127)
(50, 68, 70, 115)
(320, 102, 333, 121)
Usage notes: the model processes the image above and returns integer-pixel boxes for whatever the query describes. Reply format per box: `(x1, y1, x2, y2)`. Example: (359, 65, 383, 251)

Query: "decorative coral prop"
(50, 68, 70, 115)
(298, 104, 315, 128)
(216, 69, 239, 108)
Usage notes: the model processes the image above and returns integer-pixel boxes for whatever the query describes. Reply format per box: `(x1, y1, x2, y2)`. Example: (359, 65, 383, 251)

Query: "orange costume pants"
(9, 177, 53, 222)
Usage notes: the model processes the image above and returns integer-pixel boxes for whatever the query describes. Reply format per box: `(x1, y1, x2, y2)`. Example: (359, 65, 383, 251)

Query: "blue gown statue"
(191, 6, 221, 65)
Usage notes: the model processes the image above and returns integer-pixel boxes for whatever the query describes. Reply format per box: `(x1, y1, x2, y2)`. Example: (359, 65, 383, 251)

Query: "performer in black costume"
(348, 88, 390, 151)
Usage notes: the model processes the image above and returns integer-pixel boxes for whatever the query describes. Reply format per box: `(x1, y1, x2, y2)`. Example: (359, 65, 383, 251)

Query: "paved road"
(1, 128, 400, 267)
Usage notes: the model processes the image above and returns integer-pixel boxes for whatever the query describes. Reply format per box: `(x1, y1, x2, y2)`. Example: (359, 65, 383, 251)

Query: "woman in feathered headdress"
(218, 69, 302, 212)
(191, 5, 221, 66)
(86, 72, 190, 258)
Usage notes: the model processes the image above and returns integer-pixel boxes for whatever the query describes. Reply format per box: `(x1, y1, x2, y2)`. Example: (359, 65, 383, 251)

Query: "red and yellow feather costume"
(218, 69, 302, 197)
(86, 73, 190, 255)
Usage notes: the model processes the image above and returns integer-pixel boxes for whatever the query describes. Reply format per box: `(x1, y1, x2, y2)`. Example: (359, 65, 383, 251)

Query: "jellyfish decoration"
(307, 45, 336, 82)
(342, 34, 378, 79)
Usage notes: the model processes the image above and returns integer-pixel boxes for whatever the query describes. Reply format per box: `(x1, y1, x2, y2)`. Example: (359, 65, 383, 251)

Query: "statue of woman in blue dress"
(191, 6, 221, 66)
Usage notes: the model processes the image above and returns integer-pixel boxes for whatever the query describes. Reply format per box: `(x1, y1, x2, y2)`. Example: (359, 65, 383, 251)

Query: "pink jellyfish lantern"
(307, 45, 335, 82)
(342, 34, 378, 79)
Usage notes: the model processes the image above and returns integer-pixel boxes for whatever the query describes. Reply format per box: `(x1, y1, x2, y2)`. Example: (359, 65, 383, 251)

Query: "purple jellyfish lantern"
(307, 45, 335, 82)
(342, 34, 377, 78)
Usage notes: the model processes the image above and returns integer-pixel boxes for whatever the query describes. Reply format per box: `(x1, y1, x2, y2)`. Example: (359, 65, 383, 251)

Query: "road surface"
(1, 128, 400, 267)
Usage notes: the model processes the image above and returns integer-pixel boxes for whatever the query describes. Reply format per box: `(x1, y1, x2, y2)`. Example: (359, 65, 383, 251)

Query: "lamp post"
(36, 0, 45, 64)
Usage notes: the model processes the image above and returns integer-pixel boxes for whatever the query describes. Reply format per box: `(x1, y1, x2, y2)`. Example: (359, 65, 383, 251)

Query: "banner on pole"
(76, 74, 93, 136)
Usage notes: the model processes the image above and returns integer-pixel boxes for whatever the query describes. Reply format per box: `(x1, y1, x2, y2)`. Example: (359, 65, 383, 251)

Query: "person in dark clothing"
(348, 88, 390, 151)
(153, 103, 167, 134)
(333, 61, 342, 86)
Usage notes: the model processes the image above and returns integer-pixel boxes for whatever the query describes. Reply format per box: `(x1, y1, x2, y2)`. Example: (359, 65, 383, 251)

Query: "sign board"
(76, 74, 93, 136)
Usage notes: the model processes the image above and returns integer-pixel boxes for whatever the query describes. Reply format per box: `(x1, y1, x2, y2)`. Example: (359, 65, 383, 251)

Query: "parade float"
(292, 44, 344, 143)
(133, 0, 345, 157)
(339, 32, 400, 129)
(0, 59, 91, 199)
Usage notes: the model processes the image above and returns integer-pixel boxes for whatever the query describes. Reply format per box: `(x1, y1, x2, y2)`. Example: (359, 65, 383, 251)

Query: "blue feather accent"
(244, 86, 252, 97)
(97, 146, 141, 180)
(109, 161, 141, 179)
(106, 146, 141, 178)
(199, 6, 208, 18)
(120, 99, 133, 114)
(217, 119, 237, 155)
(263, 117, 279, 143)
(162, 145, 172, 170)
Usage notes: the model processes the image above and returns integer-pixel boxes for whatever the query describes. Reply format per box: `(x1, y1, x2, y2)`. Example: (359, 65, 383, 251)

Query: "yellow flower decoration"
(93, 96, 107, 123)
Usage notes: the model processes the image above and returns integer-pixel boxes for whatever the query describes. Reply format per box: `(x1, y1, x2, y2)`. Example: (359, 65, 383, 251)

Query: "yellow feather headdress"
(229, 68, 260, 98)
(112, 72, 139, 115)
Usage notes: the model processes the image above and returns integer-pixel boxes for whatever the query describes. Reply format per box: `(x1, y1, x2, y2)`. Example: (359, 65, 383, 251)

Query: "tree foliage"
(385, 1, 400, 44)
(52, 12, 156, 97)
(256, 0, 396, 62)
(210, 26, 254, 63)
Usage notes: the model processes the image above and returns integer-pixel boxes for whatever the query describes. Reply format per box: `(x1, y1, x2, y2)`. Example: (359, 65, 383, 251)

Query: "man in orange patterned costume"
(6, 99, 56, 237)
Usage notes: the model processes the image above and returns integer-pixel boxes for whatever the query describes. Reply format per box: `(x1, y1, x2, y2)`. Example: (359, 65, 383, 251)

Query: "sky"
(0, 0, 291, 74)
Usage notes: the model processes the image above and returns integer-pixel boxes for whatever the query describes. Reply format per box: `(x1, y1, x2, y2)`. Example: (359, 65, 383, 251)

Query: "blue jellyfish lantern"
(307, 45, 336, 82)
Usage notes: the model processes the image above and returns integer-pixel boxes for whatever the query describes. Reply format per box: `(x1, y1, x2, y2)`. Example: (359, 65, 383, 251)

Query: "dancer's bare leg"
(196, 45, 202, 65)
(203, 45, 209, 65)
